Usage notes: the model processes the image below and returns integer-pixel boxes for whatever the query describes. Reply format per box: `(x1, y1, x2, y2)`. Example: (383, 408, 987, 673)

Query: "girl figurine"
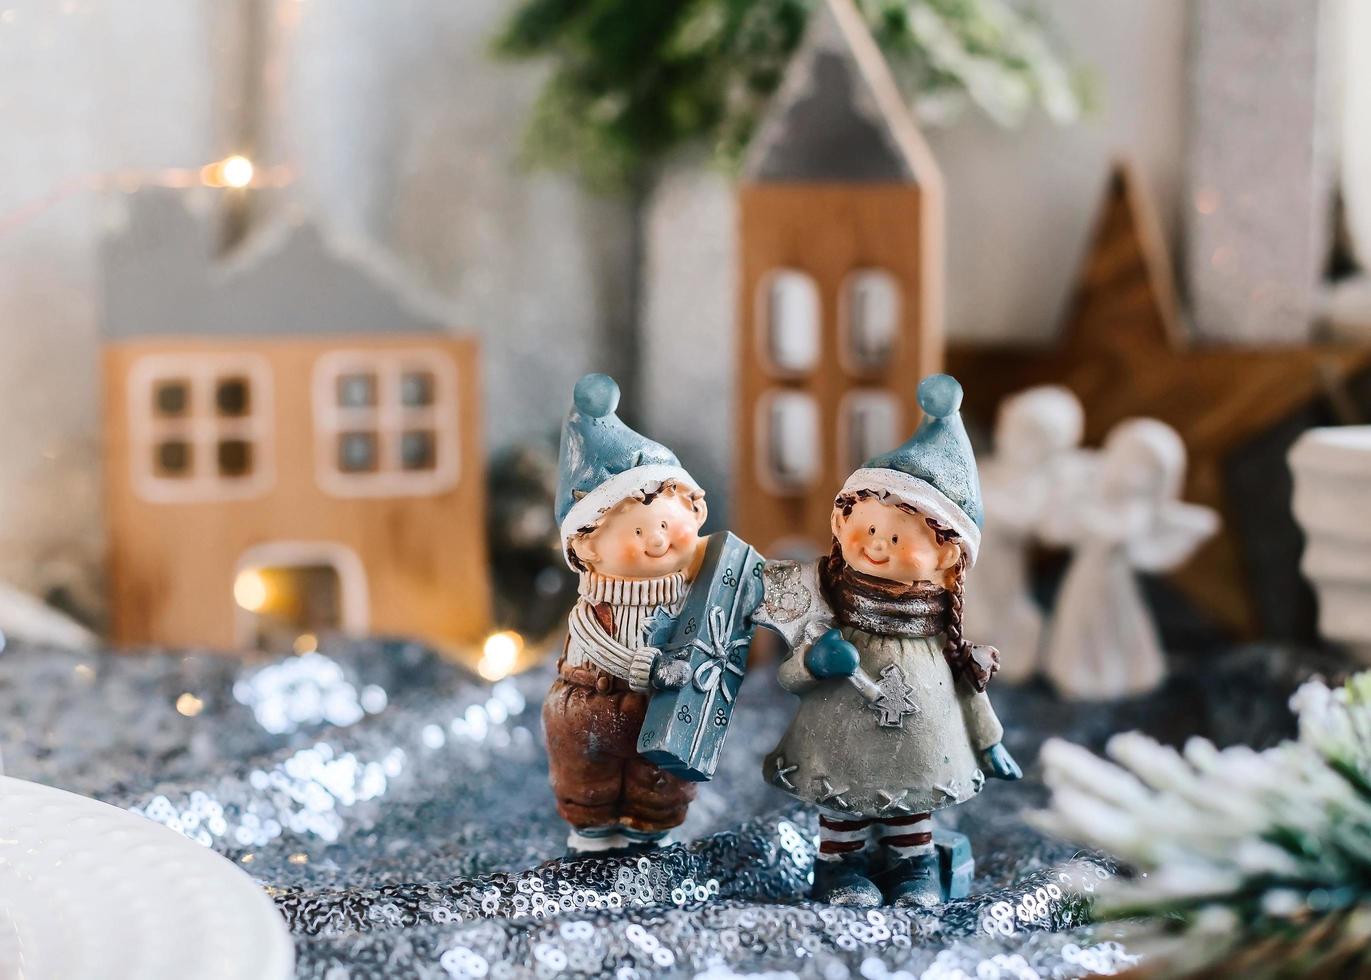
(755, 375, 1022, 908)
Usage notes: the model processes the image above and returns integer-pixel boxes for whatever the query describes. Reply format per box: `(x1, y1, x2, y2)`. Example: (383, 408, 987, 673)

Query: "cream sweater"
(565, 571, 686, 692)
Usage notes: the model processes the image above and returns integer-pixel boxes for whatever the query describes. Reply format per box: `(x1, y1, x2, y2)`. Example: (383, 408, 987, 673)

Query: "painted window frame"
(128, 352, 276, 504)
(755, 268, 822, 378)
(312, 348, 460, 498)
(754, 387, 822, 496)
(837, 389, 903, 475)
(838, 268, 903, 378)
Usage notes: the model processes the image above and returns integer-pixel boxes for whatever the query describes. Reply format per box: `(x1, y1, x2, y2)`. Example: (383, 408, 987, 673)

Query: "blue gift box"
(637, 532, 764, 782)
(936, 828, 974, 900)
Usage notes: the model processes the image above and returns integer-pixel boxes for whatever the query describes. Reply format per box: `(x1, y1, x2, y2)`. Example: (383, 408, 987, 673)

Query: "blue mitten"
(981, 742, 1023, 780)
(804, 628, 860, 679)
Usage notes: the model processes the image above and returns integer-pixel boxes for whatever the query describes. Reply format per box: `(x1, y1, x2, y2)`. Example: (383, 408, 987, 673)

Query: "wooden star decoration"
(948, 162, 1371, 636)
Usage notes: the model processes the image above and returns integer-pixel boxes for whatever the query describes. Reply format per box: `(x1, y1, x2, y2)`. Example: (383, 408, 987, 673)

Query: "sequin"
(4, 638, 1320, 977)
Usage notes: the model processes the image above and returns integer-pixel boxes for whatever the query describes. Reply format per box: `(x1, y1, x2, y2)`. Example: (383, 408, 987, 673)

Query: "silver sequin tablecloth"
(0, 639, 1332, 978)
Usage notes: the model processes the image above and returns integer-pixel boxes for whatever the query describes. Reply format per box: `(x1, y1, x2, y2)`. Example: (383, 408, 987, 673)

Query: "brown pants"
(543, 659, 696, 832)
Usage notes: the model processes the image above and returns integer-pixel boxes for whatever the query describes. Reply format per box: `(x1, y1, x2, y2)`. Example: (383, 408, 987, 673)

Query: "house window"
(757, 389, 820, 494)
(313, 349, 460, 497)
(840, 391, 902, 473)
(129, 354, 274, 503)
(758, 269, 821, 376)
(841, 269, 901, 375)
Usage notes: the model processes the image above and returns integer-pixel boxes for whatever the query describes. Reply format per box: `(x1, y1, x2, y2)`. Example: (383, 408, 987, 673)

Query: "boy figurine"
(756, 374, 1022, 908)
(544, 373, 712, 855)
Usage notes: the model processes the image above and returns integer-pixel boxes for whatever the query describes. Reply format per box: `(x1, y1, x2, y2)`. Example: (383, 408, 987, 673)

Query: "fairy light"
(1, 162, 294, 240)
(176, 692, 204, 717)
(220, 154, 254, 188)
(478, 630, 523, 681)
(233, 569, 269, 612)
(201, 154, 255, 189)
(293, 632, 318, 655)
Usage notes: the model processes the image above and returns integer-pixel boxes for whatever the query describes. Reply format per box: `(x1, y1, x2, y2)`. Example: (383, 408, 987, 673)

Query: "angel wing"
(1036, 450, 1102, 547)
(1126, 500, 1219, 571)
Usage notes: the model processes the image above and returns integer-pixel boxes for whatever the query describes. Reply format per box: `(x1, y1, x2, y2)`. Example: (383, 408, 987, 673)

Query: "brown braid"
(928, 520, 997, 690)
(926, 520, 970, 672)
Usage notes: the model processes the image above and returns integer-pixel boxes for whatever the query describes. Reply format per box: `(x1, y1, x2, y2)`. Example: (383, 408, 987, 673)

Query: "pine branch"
(1033, 673, 1371, 976)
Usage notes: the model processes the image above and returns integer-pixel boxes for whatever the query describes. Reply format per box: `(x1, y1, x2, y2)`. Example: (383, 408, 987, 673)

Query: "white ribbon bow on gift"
(686, 605, 749, 701)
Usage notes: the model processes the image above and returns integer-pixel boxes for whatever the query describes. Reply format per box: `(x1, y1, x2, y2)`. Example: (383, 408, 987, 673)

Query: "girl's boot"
(878, 852, 942, 907)
(811, 853, 882, 907)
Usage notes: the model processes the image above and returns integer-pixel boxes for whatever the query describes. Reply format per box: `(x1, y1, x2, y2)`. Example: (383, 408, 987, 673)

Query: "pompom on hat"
(555, 373, 701, 558)
(838, 373, 985, 565)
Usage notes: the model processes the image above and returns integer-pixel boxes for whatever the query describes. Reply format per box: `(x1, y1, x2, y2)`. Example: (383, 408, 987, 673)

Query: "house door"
(233, 542, 369, 653)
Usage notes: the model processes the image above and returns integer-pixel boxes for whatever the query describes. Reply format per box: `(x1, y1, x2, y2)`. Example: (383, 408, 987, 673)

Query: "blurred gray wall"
(0, 0, 1301, 612)
(0, 0, 629, 611)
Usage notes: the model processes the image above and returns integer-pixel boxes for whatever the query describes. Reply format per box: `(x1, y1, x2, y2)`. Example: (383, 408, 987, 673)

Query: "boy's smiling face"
(575, 490, 706, 579)
(832, 497, 960, 586)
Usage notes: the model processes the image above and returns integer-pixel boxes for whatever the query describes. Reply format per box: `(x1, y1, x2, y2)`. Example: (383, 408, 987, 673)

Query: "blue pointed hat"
(556, 373, 701, 552)
(838, 374, 985, 565)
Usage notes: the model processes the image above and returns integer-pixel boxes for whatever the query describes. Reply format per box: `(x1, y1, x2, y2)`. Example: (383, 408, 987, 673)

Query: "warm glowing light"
(176, 692, 204, 717)
(233, 569, 269, 611)
(221, 155, 254, 188)
(478, 630, 523, 681)
(293, 632, 318, 655)
(202, 154, 255, 189)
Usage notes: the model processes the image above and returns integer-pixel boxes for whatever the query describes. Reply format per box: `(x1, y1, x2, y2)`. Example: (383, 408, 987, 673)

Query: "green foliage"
(493, 0, 1087, 190)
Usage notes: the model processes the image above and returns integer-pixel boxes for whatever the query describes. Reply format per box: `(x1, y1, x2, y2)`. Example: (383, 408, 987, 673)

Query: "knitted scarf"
(819, 545, 999, 692)
(818, 547, 946, 638)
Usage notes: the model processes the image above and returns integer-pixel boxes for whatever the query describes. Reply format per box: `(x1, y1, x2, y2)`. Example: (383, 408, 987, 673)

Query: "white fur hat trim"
(839, 467, 981, 566)
(561, 463, 700, 555)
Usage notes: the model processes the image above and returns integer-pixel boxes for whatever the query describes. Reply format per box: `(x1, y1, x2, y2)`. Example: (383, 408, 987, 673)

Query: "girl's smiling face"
(832, 497, 960, 586)
(574, 490, 706, 579)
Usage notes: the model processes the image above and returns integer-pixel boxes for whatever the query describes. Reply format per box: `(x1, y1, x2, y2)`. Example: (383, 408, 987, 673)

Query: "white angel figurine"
(964, 387, 1096, 682)
(1042, 418, 1218, 700)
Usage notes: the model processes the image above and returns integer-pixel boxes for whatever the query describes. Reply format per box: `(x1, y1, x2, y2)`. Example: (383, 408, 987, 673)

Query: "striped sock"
(876, 812, 933, 860)
(817, 810, 872, 863)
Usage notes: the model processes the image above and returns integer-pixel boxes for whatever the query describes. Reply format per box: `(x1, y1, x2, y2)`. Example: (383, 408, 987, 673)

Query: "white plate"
(0, 776, 293, 980)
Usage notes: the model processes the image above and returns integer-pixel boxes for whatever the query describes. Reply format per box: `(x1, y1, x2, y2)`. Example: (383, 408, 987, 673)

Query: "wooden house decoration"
(101, 189, 491, 655)
(733, 0, 945, 556)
